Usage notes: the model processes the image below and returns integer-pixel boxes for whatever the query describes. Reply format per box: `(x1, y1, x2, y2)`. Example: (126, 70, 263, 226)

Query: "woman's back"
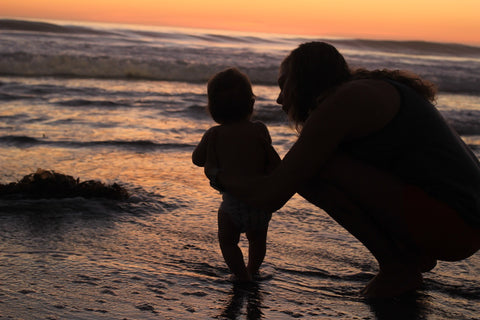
(341, 80, 480, 226)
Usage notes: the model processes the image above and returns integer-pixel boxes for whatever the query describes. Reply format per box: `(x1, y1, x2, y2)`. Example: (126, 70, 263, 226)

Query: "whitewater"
(0, 19, 479, 319)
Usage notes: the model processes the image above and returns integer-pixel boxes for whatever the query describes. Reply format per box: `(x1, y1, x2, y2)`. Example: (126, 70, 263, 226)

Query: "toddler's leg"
(218, 209, 251, 282)
(246, 225, 268, 276)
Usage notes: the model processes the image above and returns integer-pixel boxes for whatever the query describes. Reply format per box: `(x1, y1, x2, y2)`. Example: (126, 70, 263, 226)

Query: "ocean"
(0, 19, 479, 319)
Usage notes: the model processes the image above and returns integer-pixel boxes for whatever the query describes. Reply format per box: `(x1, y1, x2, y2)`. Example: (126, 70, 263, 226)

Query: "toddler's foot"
(229, 274, 253, 284)
(251, 271, 273, 281)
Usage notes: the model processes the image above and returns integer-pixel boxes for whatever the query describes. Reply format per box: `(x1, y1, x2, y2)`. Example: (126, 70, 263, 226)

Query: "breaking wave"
(1, 19, 480, 93)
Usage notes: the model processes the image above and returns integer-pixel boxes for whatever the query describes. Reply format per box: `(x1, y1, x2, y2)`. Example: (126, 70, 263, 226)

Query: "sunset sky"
(2, 0, 480, 45)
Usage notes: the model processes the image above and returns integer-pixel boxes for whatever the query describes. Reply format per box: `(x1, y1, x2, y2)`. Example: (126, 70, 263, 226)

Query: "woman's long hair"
(351, 68, 436, 102)
(281, 42, 436, 130)
(280, 42, 350, 129)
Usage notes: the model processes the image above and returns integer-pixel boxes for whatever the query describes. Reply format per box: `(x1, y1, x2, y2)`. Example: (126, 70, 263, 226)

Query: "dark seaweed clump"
(0, 169, 129, 200)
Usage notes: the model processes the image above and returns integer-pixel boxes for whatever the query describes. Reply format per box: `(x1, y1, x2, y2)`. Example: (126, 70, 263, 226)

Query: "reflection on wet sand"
(366, 290, 430, 320)
(219, 282, 264, 320)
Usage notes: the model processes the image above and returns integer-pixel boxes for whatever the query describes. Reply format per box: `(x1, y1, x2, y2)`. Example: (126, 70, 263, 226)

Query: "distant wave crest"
(0, 51, 279, 85)
(0, 19, 112, 35)
(0, 135, 195, 151)
(1, 19, 480, 94)
(2, 50, 479, 94)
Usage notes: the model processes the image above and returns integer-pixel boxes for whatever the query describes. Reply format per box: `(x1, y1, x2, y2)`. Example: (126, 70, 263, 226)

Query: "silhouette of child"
(192, 67, 280, 282)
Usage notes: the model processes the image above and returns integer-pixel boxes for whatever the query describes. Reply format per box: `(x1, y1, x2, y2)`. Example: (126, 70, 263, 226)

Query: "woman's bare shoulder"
(314, 79, 400, 139)
(333, 79, 398, 102)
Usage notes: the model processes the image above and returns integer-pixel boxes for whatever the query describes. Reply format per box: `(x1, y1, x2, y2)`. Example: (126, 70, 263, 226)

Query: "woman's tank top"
(341, 80, 480, 226)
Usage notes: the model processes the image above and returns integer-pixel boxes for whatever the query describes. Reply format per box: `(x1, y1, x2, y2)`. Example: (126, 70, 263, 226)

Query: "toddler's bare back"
(212, 121, 270, 175)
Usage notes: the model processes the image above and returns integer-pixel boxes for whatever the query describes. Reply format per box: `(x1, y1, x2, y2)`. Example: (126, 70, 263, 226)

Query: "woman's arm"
(266, 144, 281, 174)
(210, 81, 397, 212)
(212, 96, 351, 212)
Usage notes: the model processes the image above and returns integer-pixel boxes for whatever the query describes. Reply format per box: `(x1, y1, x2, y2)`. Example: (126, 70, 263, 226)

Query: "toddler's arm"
(192, 127, 215, 167)
(266, 144, 281, 174)
(255, 122, 281, 173)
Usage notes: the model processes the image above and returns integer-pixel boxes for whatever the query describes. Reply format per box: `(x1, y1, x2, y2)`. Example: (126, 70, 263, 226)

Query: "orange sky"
(2, 0, 480, 45)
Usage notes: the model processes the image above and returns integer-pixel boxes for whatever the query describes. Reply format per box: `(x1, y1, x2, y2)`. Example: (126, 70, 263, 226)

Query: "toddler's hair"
(207, 67, 255, 124)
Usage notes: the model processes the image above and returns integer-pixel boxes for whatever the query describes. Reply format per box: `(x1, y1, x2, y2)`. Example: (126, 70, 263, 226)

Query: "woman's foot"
(360, 265, 423, 299)
(419, 256, 437, 273)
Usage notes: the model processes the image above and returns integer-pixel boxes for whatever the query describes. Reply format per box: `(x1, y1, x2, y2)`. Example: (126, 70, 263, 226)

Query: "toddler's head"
(207, 68, 255, 124)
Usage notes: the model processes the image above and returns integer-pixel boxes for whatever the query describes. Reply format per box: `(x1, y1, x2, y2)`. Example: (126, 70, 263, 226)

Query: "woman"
(205, 42, 480, 298)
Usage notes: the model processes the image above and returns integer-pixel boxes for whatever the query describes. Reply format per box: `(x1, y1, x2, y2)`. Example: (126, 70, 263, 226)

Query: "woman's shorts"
(403, 184, 480, 260)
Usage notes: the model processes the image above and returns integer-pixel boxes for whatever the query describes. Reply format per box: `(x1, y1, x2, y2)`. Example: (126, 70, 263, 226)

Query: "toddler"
(192, 67, 280, 282)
